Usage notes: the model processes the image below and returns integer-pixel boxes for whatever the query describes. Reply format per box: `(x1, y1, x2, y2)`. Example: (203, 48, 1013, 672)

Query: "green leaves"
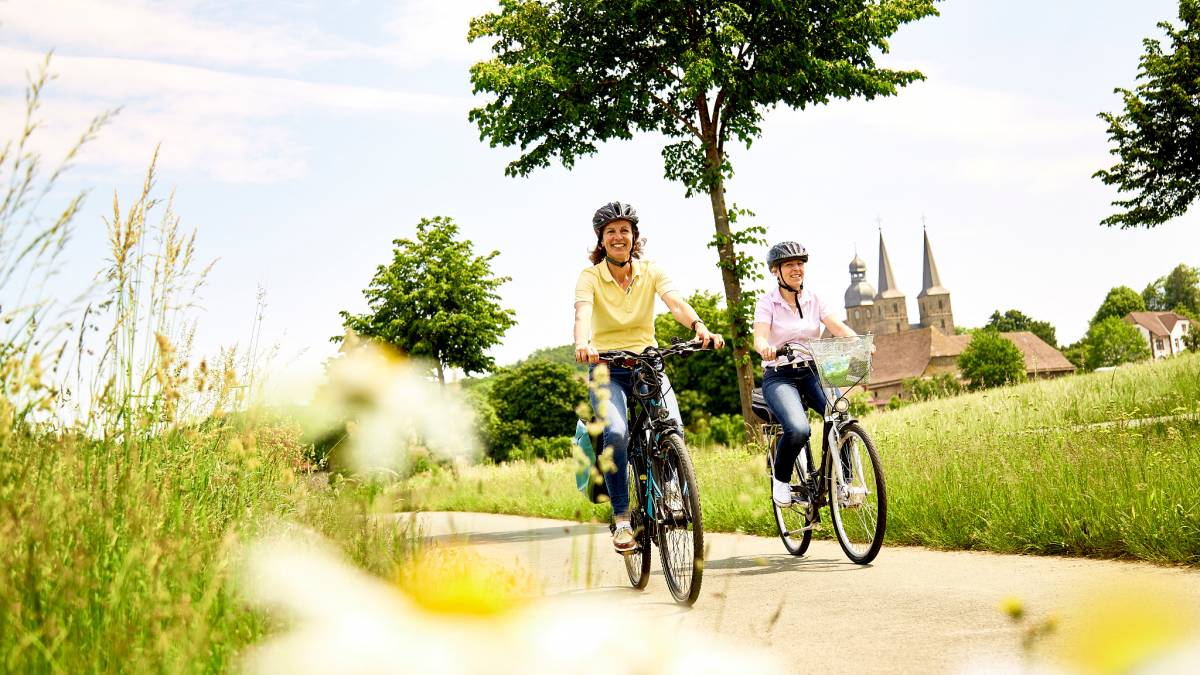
(1082, 317, 1152, 371)
(337, 216, 516, 380)
(985, 309, 1058, 348)
(1094, 0, 1200, 228)
(1091, 286, 1146, 327)
(957, 329, 1027, 391)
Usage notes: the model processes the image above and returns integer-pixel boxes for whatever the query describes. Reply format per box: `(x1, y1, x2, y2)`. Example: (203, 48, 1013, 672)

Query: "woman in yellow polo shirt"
(573, 201, 724, 552)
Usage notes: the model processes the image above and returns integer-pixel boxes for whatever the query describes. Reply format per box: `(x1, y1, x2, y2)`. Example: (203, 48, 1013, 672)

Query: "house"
(866, 327, 1074, 404)
(1124, 311, 1191, 359)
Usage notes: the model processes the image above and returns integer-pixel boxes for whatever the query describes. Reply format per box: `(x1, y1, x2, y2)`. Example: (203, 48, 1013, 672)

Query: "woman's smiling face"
(601, 220, 635, 260)
(776, 258, 805, 287)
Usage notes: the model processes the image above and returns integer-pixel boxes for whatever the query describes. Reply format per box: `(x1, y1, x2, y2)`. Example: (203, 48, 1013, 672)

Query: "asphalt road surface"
(409, 511, 1200, 673)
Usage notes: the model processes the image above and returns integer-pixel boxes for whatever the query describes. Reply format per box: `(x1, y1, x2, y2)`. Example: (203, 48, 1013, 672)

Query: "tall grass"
(404, 353, 1200, 565)
(0, 58, 417, 672)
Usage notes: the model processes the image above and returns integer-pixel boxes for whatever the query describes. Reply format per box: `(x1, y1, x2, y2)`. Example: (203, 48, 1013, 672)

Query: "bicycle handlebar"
(596, 341, 713, 368)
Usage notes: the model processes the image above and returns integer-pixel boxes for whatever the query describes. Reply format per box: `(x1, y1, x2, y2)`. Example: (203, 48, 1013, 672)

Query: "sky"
(1, 0, 1198, 388)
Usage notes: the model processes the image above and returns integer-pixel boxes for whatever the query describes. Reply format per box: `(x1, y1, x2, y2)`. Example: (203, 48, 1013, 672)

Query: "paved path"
(408, 511, 1200, 673)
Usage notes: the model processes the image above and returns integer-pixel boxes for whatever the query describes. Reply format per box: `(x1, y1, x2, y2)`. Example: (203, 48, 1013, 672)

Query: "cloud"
(378, 0, 498, 69)
(0, 47, 466, 182)
(0, 0, 361, 72)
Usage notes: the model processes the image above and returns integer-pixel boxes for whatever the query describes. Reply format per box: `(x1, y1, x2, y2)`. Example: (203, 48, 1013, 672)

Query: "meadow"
(403, 352, 1200, 565)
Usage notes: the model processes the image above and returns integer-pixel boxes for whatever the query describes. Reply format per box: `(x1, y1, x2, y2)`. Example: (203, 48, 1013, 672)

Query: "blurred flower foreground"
(239, 528, 782, 675)
(299, 336, 480, 474)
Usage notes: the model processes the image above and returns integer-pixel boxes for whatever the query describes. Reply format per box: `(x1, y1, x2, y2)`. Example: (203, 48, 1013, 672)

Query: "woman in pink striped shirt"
(752, 241, 862, 508)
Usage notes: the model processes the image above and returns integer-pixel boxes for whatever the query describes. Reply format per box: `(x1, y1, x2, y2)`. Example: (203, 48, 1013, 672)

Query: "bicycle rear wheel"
(772, 441, 814, 556)
(623, 458, 651, 589)
(829, 422, 886, 564)
(654, 433, 703, 605)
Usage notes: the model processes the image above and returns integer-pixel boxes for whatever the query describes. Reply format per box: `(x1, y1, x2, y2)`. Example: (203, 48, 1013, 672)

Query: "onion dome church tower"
(872, 231, 909, 334)
(917, 226, 954, 334)
(844, 251, 876, 334)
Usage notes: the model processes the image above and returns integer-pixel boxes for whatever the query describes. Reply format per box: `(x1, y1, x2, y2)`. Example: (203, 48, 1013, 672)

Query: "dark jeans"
(762, 363, 830, 483)
(588, 364, 683, 516)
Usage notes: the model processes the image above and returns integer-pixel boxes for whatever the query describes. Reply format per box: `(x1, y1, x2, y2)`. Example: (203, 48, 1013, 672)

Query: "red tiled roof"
(1125, 311, 1170, 337)
(1002, 331, 1075, 374)
(869, 327, 1073, 386)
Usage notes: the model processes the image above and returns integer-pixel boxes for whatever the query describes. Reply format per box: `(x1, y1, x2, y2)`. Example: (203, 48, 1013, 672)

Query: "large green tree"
(337, 216, 516, 384)
(1083, 317, 1152, 370)
(985, 309, 1058, 347)
(957, 329, 1026, 391)
(1142, 263, 1200, 315)
(1094, 0, 1200, 228)
(654, 291, 747, 425)
(467, 0, 937, 430)
(1091, 286, 1147, 326)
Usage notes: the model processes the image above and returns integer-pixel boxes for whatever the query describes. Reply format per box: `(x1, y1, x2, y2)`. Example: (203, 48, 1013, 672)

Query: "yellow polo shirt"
(575, 259, 676, 352)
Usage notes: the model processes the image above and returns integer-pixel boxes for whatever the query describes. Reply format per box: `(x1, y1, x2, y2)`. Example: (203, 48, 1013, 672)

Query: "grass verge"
(403, 352, 1200, 565)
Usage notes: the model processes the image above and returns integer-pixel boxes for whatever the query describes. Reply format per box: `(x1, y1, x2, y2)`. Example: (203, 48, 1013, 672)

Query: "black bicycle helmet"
(766, 241, 808, 269)
(592, 201, 639, 232)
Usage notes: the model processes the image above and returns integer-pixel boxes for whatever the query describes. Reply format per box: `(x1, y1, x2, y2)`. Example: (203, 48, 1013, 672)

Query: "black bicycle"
(753, 336, 887, 564)
(594, 341, 708, 605)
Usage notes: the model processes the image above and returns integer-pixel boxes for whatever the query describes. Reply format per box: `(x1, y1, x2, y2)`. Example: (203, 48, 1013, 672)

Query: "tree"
(902, 373, 964, 402)
(337, 216, 516, 384)
(957, 329, 1026, 391)
(488, 360, 588, 460)
(515, 344, 587, 373)
(985, 309, 1058, 347)
(1091, 286, 1146, 326)
(1094, 0, 1200, 229)
(1143, 263, 1200, 315)
(653, 291, 747, 425)
(468, 0, 938, 433)
(1083, 317, 1152, 370)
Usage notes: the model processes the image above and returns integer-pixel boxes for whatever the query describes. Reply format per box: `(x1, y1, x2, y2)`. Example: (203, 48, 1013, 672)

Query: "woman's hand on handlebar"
(695, 325, 724, 350)
(754, 336, 776, 361)
(575, 343, 599, 364)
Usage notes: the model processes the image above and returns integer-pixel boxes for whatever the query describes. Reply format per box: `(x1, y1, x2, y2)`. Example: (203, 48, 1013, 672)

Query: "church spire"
(918, 227, 948, 297)
(875, 230, 904, 299)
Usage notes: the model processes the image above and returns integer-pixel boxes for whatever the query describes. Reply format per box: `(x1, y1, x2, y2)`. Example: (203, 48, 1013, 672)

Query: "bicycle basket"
(804, 336, 873, 388)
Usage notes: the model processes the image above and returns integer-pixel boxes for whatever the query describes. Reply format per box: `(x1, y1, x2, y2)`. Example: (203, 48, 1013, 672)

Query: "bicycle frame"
(597, 344, 697, 540)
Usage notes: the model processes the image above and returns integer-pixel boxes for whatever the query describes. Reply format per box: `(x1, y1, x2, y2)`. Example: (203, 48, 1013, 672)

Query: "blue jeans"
(588, 364, 683, 516)
(762, 363, 830, 483)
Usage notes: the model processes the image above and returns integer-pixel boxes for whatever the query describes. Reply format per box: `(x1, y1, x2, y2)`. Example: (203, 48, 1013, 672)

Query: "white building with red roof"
(1123, 311, 1192, 359)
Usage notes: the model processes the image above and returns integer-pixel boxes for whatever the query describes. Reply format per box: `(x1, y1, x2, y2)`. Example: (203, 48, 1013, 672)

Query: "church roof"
(868, 327, 1073, 387)
(845, 281, 876, 307)
(875, 232, 905, 299)
(918, 228, 948, 298)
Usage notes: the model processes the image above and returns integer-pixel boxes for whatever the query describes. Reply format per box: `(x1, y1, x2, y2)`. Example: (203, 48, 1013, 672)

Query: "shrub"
(902, 373, 965, 402)
(1083, 316, 1152, 370)
(508, 435, 574, 462)
(958, 329, 1026, 390)
(488, 360, 586, 461)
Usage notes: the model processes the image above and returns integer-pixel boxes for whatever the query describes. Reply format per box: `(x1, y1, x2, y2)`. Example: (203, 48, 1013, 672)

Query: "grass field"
(403, 352, 1200, 565)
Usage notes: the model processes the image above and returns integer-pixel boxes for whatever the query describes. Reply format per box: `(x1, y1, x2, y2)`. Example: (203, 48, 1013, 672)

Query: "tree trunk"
(702, 139, 758, 439)
(436, 358, 445, 387)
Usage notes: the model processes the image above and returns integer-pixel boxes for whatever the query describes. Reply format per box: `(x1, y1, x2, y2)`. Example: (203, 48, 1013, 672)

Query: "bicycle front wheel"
(654, 433, 704, 605)
(624, 458, 651, 589)
(829, 422, 887, 564)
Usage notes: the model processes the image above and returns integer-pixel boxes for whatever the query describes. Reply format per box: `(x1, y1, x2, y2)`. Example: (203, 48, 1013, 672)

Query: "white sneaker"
(772, 478, 793, 507)
(613, 522, 636, 553)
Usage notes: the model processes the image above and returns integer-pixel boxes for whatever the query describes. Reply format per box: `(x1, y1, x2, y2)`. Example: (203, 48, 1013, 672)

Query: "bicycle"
(591, 341, 708, 605)
(753, 336, 887, 564)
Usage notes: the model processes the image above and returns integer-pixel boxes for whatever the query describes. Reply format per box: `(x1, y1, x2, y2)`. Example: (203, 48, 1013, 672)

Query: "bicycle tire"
(623, 459, 651, 589)
(654, 433, 704, 605)
(772, 442, 814, 556)
(829, 422, 887, 564)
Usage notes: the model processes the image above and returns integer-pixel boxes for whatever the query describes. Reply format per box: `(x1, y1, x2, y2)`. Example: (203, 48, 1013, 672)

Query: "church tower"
(873, 231, 909, 334)
(916, 226, 954, 334)
(844, 251, 876, 334)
